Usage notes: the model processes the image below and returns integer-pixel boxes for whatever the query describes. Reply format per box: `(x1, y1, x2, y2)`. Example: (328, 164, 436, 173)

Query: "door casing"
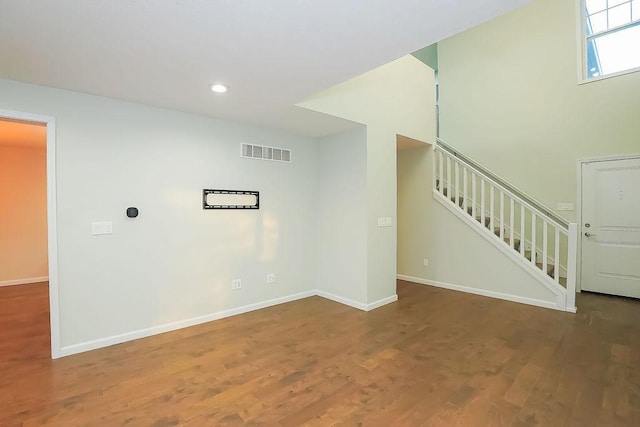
(0, 109, 60, 359)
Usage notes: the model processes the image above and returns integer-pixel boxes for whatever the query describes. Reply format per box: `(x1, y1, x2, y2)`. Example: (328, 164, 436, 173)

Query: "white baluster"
(542, 220, 548, 276)
(438, 151, 444, 195)
(481, 178, 486, 228)
(446, 156, 451, 200)
(471, 172, 477, 219)
(520, 205, 525, 255)
(510, 198, 515, 249)
(463, 167, 468, 213)
(454, 161, 460, 207)
(489, 185, 495, 234)
(499, 191, 504, 240)
(531, 213, 537, 266)
(554, 228, 560, 282)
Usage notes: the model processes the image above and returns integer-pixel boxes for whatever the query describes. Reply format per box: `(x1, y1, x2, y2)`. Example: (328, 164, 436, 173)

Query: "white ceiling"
(0, 0, 530, 137)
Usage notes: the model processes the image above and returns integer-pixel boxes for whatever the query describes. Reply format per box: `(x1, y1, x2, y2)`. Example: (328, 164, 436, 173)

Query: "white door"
(581, 157, 640, 298)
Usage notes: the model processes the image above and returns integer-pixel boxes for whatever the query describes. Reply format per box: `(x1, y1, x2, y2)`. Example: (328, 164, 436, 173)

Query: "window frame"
(578, 0, 640, 84)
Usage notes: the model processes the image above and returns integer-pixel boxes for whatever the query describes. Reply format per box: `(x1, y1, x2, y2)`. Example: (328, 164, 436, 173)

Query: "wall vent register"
(241, 143, 291, 162)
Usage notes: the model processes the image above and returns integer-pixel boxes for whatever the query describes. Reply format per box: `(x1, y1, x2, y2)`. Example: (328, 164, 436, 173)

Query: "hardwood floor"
(1, 281, 639, 426)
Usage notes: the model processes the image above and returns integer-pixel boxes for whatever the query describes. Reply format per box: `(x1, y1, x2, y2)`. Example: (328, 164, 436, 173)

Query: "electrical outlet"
(423, 258, 429, 267)
(232, 279, 242, 290)
(266, 273, 275, 284)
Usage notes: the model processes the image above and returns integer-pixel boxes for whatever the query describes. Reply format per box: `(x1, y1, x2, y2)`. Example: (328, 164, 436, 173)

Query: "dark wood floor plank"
(1, 280, 640, 425)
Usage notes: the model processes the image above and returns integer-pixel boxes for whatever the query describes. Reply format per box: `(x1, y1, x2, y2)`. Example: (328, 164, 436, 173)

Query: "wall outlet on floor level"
(423, 258, 429, 267)
(232, 279, 242, 290)
(266, 273, 276, 284)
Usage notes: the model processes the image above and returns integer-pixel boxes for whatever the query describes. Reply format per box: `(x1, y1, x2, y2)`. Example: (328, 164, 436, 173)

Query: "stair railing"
(433, 140, 577, 311)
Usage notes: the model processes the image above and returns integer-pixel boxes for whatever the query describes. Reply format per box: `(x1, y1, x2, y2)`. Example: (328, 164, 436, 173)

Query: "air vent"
(241, 143, 291, 163)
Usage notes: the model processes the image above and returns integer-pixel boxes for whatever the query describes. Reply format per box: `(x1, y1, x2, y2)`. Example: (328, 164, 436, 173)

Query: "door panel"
(581, 158, 640, 298)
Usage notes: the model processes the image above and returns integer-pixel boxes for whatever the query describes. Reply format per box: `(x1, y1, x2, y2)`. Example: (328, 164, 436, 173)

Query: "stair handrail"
(436, 138, 569, 229)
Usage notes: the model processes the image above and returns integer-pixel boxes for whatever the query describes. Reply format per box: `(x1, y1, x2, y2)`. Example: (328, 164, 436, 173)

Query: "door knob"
(584, 232, 596, 237)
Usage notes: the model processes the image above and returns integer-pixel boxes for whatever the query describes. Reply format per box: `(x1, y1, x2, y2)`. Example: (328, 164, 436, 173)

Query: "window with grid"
(583, 0, 640, 79)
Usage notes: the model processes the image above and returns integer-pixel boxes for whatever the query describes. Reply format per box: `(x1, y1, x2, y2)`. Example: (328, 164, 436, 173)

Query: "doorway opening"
(396, 135, 432, 288)
(0, 110, 59, 359)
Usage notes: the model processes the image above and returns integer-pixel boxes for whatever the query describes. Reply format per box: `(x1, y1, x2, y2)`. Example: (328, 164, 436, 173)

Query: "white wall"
(315, 127, 368, 305)
(299, 55, 435, 305)
(0, 145, 48, 283)
(0, 78, 318, 352)
(438, 0, 640, 222)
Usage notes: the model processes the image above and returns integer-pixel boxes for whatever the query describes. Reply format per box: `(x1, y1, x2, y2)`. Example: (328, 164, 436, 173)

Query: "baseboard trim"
(316, 290, 367, 311)
(0, 277, 49, 287)
(315, 291, 398, 312)
(367, 294, 398, 311)
(397, 274, 561, 311)
(60, 290, 316, 357)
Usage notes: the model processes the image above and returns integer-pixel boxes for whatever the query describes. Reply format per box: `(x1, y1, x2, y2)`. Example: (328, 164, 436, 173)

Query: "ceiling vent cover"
(241, 143, 291, 163)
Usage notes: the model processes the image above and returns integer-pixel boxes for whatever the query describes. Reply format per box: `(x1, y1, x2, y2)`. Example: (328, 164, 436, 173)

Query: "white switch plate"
(423, 258, 429, 266)
(232, 279, 242, 290)
(556, 203, 574, 211)
(378, 217, 393, 227)
(266, 273, 275, 284)
(91, 221, 113, 235)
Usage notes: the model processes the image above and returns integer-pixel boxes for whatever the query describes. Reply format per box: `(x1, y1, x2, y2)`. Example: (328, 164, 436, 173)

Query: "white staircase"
(433, 139, 577, 312)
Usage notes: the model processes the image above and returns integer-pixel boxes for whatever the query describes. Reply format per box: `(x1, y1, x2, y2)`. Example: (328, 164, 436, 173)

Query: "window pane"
(609, 0, 629, 7)
(633, 0, 640, 21)
(589, 24, 640, 76)
(587, 10, 608, 33)
(586, 0, 607, 14)
(609, 3, 632, 28)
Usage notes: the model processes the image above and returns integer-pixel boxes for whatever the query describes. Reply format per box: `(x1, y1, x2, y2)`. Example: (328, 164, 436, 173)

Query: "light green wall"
(438, 0, 640, 222)
(397, 145, 431, 278)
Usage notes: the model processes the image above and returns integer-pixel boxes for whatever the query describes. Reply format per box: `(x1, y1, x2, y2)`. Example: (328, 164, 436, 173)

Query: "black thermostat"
(126, 207, 139, 218)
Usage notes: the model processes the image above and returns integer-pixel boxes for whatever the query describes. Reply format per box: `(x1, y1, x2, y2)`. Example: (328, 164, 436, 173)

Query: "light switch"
(385, 217, 393, 227)
(377, 217, 385, 227)
(92, 221, 113, 235)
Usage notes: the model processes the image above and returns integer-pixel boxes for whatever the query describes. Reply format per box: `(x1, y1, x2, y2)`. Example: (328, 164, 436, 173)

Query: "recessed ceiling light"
(209, 83, 229, 93)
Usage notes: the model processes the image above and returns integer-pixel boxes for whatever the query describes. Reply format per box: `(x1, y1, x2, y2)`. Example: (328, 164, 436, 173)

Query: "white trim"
(578, 153, 640, 163)
(576, 0, 586, 84)
(577, 0, 640, 84)
(578, 65, 640, 85)
(366, 294, 398, 311)
(0, 109, 61, 360)
(61, 290, 316, 357)
(397, 275, 563, 311)
(0, 277, 49, 287)
(576, 160, 584, 293)
(316, 290, 366, 310)
(316, 291, 398, 312)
